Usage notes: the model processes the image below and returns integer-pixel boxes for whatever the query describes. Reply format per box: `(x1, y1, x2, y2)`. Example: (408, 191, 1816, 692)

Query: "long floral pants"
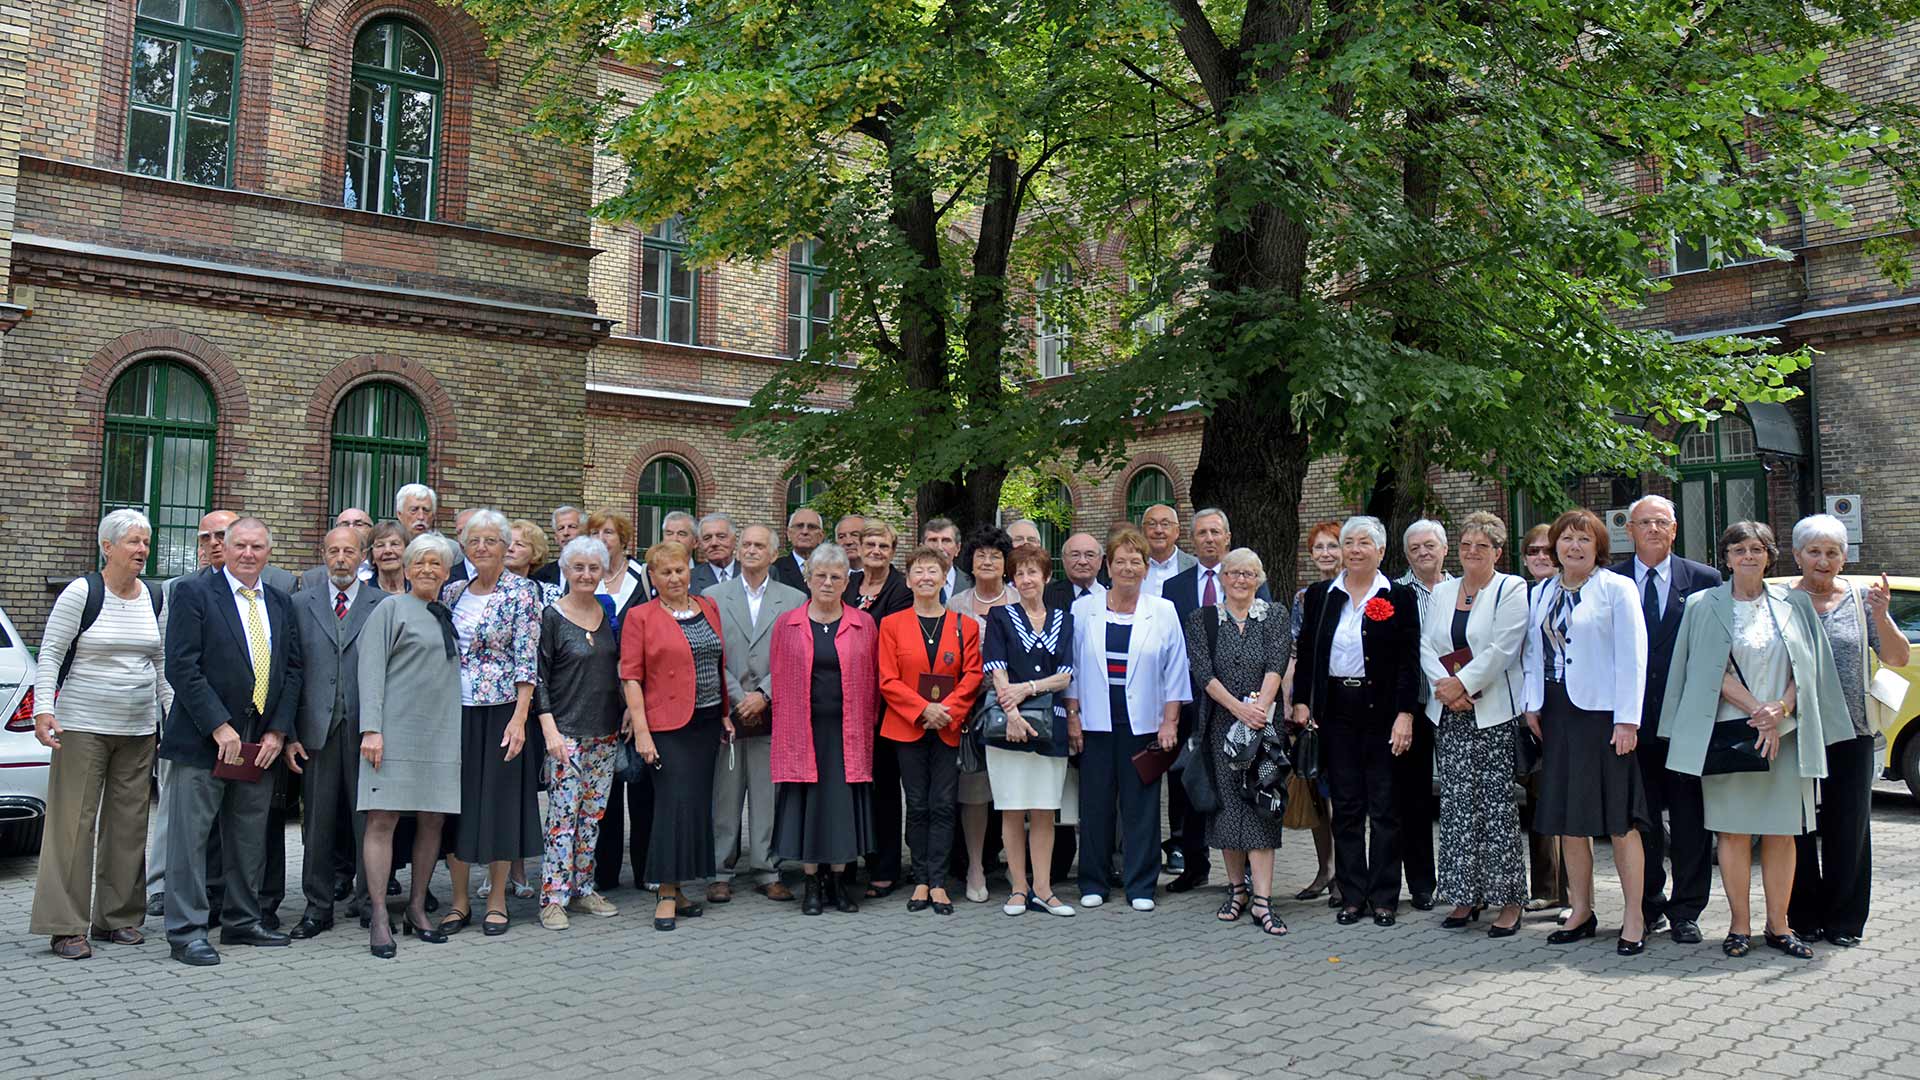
(542, 734, 618, 906)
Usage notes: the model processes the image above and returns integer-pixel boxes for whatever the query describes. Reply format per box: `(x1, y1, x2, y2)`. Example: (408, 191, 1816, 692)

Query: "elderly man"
(395, 483, 438, 537)
(834, 513, 867, 550)
(1392, 518, 1453, 911)
(446, 508, 483, 584)
(1139, 504, 1195, 597)
(921, 517, 970, 601)
(299, 509, 375, 594)
(1045, 531, 1106, 609)
(1005, 518, 1044, 551)
(773, 507, 823, 590)
(1608, 493, 1721, 944)
(532, 506, 583, 588)
(704, 525, 807, 903)
(690, 513, 741, 594)
(284, 527, 387, 939)
(661, 510, 697, 552)
(160, 517, 303, 966)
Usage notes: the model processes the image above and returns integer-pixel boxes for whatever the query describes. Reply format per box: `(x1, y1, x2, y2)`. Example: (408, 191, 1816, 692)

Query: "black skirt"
(773, 703, 873, 866)
(645, 704, 725, 884)
(453, 702, 543, 863)
(1532, 682, 1651, 839)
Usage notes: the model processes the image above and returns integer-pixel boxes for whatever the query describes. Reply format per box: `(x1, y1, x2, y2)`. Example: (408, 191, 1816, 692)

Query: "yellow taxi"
(1770, 574, 1920, 797)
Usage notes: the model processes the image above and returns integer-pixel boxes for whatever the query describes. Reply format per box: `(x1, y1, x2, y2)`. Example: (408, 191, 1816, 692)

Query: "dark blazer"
(160, 568, 304, 770)
(291, 581, 386, 748)
(1608, 554, 1721, 730)
(690, 559, 739, 597)
(1292, 575, 1421, 718)
(1163, 563, 1270, 725)
(771, 552, 810, 592)
(530, 561, 563, 588)
(1044, 578, 1103, 611)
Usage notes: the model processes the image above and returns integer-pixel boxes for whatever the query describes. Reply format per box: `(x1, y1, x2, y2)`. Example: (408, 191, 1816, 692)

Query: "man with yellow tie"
(159, 516, 305, 967)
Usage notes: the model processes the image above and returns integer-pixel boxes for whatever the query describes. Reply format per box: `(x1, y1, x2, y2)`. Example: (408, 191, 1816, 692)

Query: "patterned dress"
(1183, 601, 1290, 851)
(1436, 604, 1528, 908)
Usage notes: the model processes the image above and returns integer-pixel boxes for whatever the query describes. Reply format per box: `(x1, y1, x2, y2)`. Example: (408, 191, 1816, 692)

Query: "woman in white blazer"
(1418, 512, 1530, 938)
(1065, 526, 1190, 912)
(1521, 509, 1652, 955)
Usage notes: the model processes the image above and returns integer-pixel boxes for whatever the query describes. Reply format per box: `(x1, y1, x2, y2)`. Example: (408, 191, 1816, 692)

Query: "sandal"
(481, 910, 510, 937)
(1216, 882, 1250, 923)
(1722, 933, 1752, 958)
(1764, 929, 1813, 959)
(1250, 897, 1289, 937)
(439, 908, 471, 935)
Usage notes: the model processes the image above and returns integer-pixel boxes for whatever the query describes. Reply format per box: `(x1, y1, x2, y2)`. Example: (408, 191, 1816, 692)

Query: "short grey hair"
(1007, 517, 1040, 533)
(1792, 513, 1849, 554)
(228, 516, 273, 547)
(1404, 518, 1447, 550)
(403, 532, 460, 570)
(805, 542, 851, 579)
(662, 510, 697, 532)
(1628, 494, 1677, 521)
(697, 512, 737, 536)
(394, 483, 438, 516)
(1220, 546, 1265, 587)
(558, 535, 611, 571)
(99, 508, 152, 549)
(459, 508, 511, 545)
(1193, 507, 1230, 532)
(1340, 515, 1387, 549)
(550, 505, 582, 530)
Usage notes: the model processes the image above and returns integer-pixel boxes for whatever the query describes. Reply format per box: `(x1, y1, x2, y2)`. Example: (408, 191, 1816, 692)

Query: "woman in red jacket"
(878, 545, 983, 915)
(770, 543, 881, 915)
(622, 541, 732, 931)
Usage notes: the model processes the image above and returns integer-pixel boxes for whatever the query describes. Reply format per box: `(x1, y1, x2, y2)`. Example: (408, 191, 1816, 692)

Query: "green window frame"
(101, 359, 217, 578)
(639, 217, 696, 344)
(636, 457, 697, 547)
(330, 382, 429, 521)
(1035, 482, 1073, 582)
(1673, 415, 1766, 566)
(1126, 466, 1172, 524)
(786, 472, 827, 517)
(345, 18, 442, 220)
(1036, 263, 1073, 377)
(787, 239, 834, 357)
(127, 0, 243, 186)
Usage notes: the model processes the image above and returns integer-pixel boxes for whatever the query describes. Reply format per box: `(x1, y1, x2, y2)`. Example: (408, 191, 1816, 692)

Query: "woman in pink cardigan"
(770, 543, 880, 916)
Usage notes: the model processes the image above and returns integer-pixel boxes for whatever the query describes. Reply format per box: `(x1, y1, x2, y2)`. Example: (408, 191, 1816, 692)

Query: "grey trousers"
(146, 757, 175, 895)
(162, 761, 273, 945)
(711, 735, 778, 885)
(300, 723, 366, 920)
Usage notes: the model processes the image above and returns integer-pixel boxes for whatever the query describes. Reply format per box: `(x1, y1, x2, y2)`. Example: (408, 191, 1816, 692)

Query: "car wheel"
(0, 816, 43, 856)
(1901, 732, 1920, 803)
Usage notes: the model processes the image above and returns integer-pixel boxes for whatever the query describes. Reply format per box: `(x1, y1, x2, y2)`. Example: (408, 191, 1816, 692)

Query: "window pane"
(344, 148, 370, 209)
(131, 35, 179, 107)
(186, 46, 235, 117)
(668, 299, 692, 344)
(334, 386, 378, 436)
(354, 24, 389, 67)
(128, 108, 174, 177)
(788, 272, 804, 318)
(668, 254, 693, 300)
(1723, 477, 1758, 526)
(350, 80, 385, 148)
(107, 365, 155, 417)
(102, 432, 151, 504)
(191, 0, 241, 35)
(658, 461, 691, 496)
(1674, 234, 1710, 273)
(643, 247, 662, 296)
(1719, 417, 1757, 461)
(386, 391, 427, 443)
(391, 157, 430, 219)
(139, 0, 184, 22)
(639, 297, 659, 340)
(160, 367, 213, 423)
(394, 89, 435, 155)
(182, 118, 229, 185)
(787, 315, 805, 357)
(398, 27, 438, 77)
(1678, 480, 1710, 563)
(811, 286, 832, 321)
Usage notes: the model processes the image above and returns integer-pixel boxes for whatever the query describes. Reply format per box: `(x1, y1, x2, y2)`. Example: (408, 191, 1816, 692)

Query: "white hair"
(1792, 513, 1849, 554)
(394, 483, 438, 517)
(558, 535, 610, 570)
(99, 508, 152, 548)
(662, 510, 697, 531)
(1341, 515, 1387, 549)
(550, 505, 582, 530)
(1403, 518, 1447, 550)
(1007, 518, 1040, 533)
(1628, 494, 1676, 521)
(1193, 507, 1230, 532)
(459, 509, 511, 545)
(402, 532, 460, 570)
(805, 542, 851, 578)
(697, 512, 736, 536)
(1220, 546, 1265, 586)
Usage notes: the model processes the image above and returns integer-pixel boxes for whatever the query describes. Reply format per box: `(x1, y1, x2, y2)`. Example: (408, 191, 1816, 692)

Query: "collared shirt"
(598, 559, 644, 612)
(1396, 570, 1453, 701)
(1632, 553, 1673, 620)
(358, 560, 375, 582)
(743, 573, 769, 628)
(331, 579, 362, 614)
(944, 566, 961, 599)
(1328, 570, 1391, 678)
(709, 559, 738, 584)
(224, 566, 273, 662)
(1194, 560, 1223, 610)
(1069, 579, 1106, 604)
(462, 558, 478, 581)
(1143, 552, 1182, 597)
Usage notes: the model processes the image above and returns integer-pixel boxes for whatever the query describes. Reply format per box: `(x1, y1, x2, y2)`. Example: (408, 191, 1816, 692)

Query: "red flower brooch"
(1364, 597, 1395, 622)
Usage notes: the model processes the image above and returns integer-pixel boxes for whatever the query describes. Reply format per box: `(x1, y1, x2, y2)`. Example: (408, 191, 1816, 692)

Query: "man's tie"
(1077, 586, 1090, 600)
(1202, 569, 1218, 607)
(1642, 570, 1661, 633)
(239, 586, 271, 713)
(335, 590, 349, 620)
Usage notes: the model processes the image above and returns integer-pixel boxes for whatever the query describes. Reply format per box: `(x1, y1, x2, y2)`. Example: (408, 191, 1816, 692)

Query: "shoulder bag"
(1702, 599, 1782, 776)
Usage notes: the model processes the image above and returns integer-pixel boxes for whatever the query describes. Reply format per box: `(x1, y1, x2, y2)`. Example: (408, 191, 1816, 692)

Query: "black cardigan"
(1293, 576, 1422, 718)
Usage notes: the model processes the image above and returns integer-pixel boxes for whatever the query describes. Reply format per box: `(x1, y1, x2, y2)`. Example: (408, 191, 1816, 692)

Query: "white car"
(0, 601, 46, 854)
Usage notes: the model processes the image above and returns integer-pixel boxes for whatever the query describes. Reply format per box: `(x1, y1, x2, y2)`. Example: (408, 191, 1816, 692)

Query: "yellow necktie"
(239, 587, 270, 714)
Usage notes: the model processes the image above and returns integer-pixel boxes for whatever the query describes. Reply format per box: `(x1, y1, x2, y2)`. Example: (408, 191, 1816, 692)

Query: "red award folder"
(1131, 743, 1178, 785)
(211, 742, 266, 783)
(1438, 646, 1473, 676)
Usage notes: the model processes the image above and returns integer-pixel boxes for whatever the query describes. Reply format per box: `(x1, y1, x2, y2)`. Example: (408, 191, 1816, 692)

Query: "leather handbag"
(983, 692, 1054, 745)
(1174, 729, 1219, 814)
(1291, 724, 1321, 783)
(1702, 655, 1770, 776)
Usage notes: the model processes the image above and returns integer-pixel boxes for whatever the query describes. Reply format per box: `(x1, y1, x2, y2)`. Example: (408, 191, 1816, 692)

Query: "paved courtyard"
(4, 788, 1920, 1080)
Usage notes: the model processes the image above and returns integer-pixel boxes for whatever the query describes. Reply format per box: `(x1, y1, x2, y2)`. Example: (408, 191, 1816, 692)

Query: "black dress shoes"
(219, 925, 292, 947)
(1409, 896, 1435, 912)
(1669, 919, 1703, 945)
(1372, 910, 1397, 927)
(405, 913, 449, 944)
(1165, 870, 1209, 894)
(1824, 931, 1862, 948)
(333, 880, 354, 903)
(1547, 914, 1598, 944)
(146, 893, 165, 918)
(1487, 918, 1520, 939)
(288, 917, 333, 939)
(1336, 907, 1363, 925)
(801, 873, 824, 916)
(1645, 913, 1669, 935)
(257, 911, 282, 932)
(171, 940, 221, 966)
(1616, 935, 1646, 956)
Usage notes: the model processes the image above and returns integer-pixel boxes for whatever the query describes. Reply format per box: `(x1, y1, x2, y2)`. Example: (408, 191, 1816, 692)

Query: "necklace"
(662, 597, 701, 620)
(974, 584, 1008, 607)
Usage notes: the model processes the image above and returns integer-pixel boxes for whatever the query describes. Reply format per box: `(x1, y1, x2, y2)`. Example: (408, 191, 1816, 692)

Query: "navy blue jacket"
(160, 567, 303, 770)
(1608, 554, 1722, 733)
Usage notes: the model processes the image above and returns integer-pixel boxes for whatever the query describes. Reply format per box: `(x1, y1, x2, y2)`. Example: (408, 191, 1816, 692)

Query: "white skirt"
(984, 747, 1068, 811)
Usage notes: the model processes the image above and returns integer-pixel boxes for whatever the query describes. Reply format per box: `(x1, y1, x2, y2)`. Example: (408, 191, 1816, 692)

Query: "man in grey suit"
(284, 526, 387, 939)
(298, 508, 374, 594)
(689, 512, 740, 595)
(704, 524, 806, 903)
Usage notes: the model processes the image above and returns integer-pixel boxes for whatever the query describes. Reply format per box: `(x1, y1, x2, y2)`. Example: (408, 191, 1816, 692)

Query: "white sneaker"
(1002, 896, 1028, 916)
(1079, 893, 1105, 908)
(569, 893, 619, 918)
(1130, 898, 1156, 912)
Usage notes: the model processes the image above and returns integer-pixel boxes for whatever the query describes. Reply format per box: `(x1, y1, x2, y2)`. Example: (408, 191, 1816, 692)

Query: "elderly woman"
(437, 510, 542, 938)
(1521, 509, 1650, 954)
(1786, 515, 1909, 948)
(534, 537, 625, 931)
(1658, 522, 1851, 960)
(771, 543, 880, 915)
(1067, 525, 1191, 912)
(948, 525, 1017, 902)
(589, 510, 650, 628)
(1292, 516, 1421, 927)
(369, 520, 410, 595)
(985, 546, 1077, 918)
(1283, 519, 1343, 905)
(620, 540, 733, 931)
(1184, 547, 1290, 936)
(358, 532, 464, 958)
(878, 545, 982, 915)
(845, 520, 912, 899)
(506, 518, 558, 607)
(29, 509, 171, 960)
(1418, 512, 1530, 937)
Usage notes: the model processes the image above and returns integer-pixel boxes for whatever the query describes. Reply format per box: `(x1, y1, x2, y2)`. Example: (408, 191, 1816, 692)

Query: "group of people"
(26, 480, 1902, 965)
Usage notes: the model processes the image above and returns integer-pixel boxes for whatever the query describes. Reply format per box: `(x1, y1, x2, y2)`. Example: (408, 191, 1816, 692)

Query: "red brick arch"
(620, 439, 720, 518)
(303, 353, 459, 525)
(1109, 452, 1187, 522)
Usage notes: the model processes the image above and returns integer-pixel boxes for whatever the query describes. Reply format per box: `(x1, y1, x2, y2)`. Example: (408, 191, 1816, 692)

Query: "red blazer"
(877, 608, 982, 747)
(770, 605, 878, 784)
(618, 595, 728, 733)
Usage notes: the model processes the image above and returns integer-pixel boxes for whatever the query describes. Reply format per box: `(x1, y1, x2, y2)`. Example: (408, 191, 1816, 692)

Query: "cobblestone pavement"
(4, 786, 1920, 1080)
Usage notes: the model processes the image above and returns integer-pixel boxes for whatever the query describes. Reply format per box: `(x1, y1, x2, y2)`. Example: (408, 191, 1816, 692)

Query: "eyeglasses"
(1524, 545, 1550, 556)
(198, 530, 227, 542)
(1629, 519, 1675, 529)
(1223, 570, 1260, 581)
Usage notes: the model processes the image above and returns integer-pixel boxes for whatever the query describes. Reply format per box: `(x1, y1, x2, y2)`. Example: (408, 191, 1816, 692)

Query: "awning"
(1741, 400, 1803, 458)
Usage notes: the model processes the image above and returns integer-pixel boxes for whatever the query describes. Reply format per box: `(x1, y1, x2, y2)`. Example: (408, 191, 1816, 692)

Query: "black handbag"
(1702, 619, 1780, 777)
(1291, 724, 1321, 783)
(614, 738, 656, 784)
(1175, 728, 1219, 815)
(1514, 723, 1543, 780)
(983, 692, 1054, 745)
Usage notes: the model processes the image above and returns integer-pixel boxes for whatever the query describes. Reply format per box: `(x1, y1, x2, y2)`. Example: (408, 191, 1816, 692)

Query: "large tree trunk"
(1189, 395, 1311, 597)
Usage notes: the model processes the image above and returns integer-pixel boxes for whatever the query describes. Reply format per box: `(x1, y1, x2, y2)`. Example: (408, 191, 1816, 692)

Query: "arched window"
(345, 18, 442, 220)
(787, 472, 826, 516)
(101, 359, 217, 577)
(127, 0, 243, 186)
(636, 457, 696, 547)
(330, 382, 429, 520)
(1673, 415, 1765, 564)
(1125, 466, 1172, 524)
(787, 239, 834, 357)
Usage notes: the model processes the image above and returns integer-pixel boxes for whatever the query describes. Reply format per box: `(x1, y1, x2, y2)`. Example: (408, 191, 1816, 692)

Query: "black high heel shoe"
(907, 888, 932, 913)
(368, 926, 396, 960)
(1616, 935, 1646, 956)
(1440, 906, 1483, 929)
(404, 912, 448, 944)
(1547, 913, 1598, 944)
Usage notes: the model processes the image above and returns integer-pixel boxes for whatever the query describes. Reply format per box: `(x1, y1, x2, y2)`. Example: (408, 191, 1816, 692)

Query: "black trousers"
(1392, 709, 1435, 901)
(594, 769, 654, 890)
(1790, 734, 1875, 938)
(1635, 733, 1711, 923)
(865, 734, 904, 882)
(1323, 686, 1402, 912)
(300, 723, 366, 920)
(895, 732, 959, 887)
(1164, 705, 1210, 876)
(1077, 729, 1160, 901)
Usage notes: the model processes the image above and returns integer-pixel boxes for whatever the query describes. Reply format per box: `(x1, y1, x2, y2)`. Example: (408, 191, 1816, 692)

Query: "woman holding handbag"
(1657, 521, 1851, 960)
(1785, 514, 1908, 948)
(1183, 548, 1290, 936)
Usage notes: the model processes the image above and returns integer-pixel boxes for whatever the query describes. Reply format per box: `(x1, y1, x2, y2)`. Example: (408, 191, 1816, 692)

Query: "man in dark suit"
(689, 513, 740, 595)
(773, 507, 822, 590)
(1044, 531, 1106, 611)
(160, 516, 303, 966)
(921, 518, 971, 601)
(1609, 494, 1721, 944)
(531, 506, 582, 589)
(284, 526, 386, 939)
(445, 508, 480, 584)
